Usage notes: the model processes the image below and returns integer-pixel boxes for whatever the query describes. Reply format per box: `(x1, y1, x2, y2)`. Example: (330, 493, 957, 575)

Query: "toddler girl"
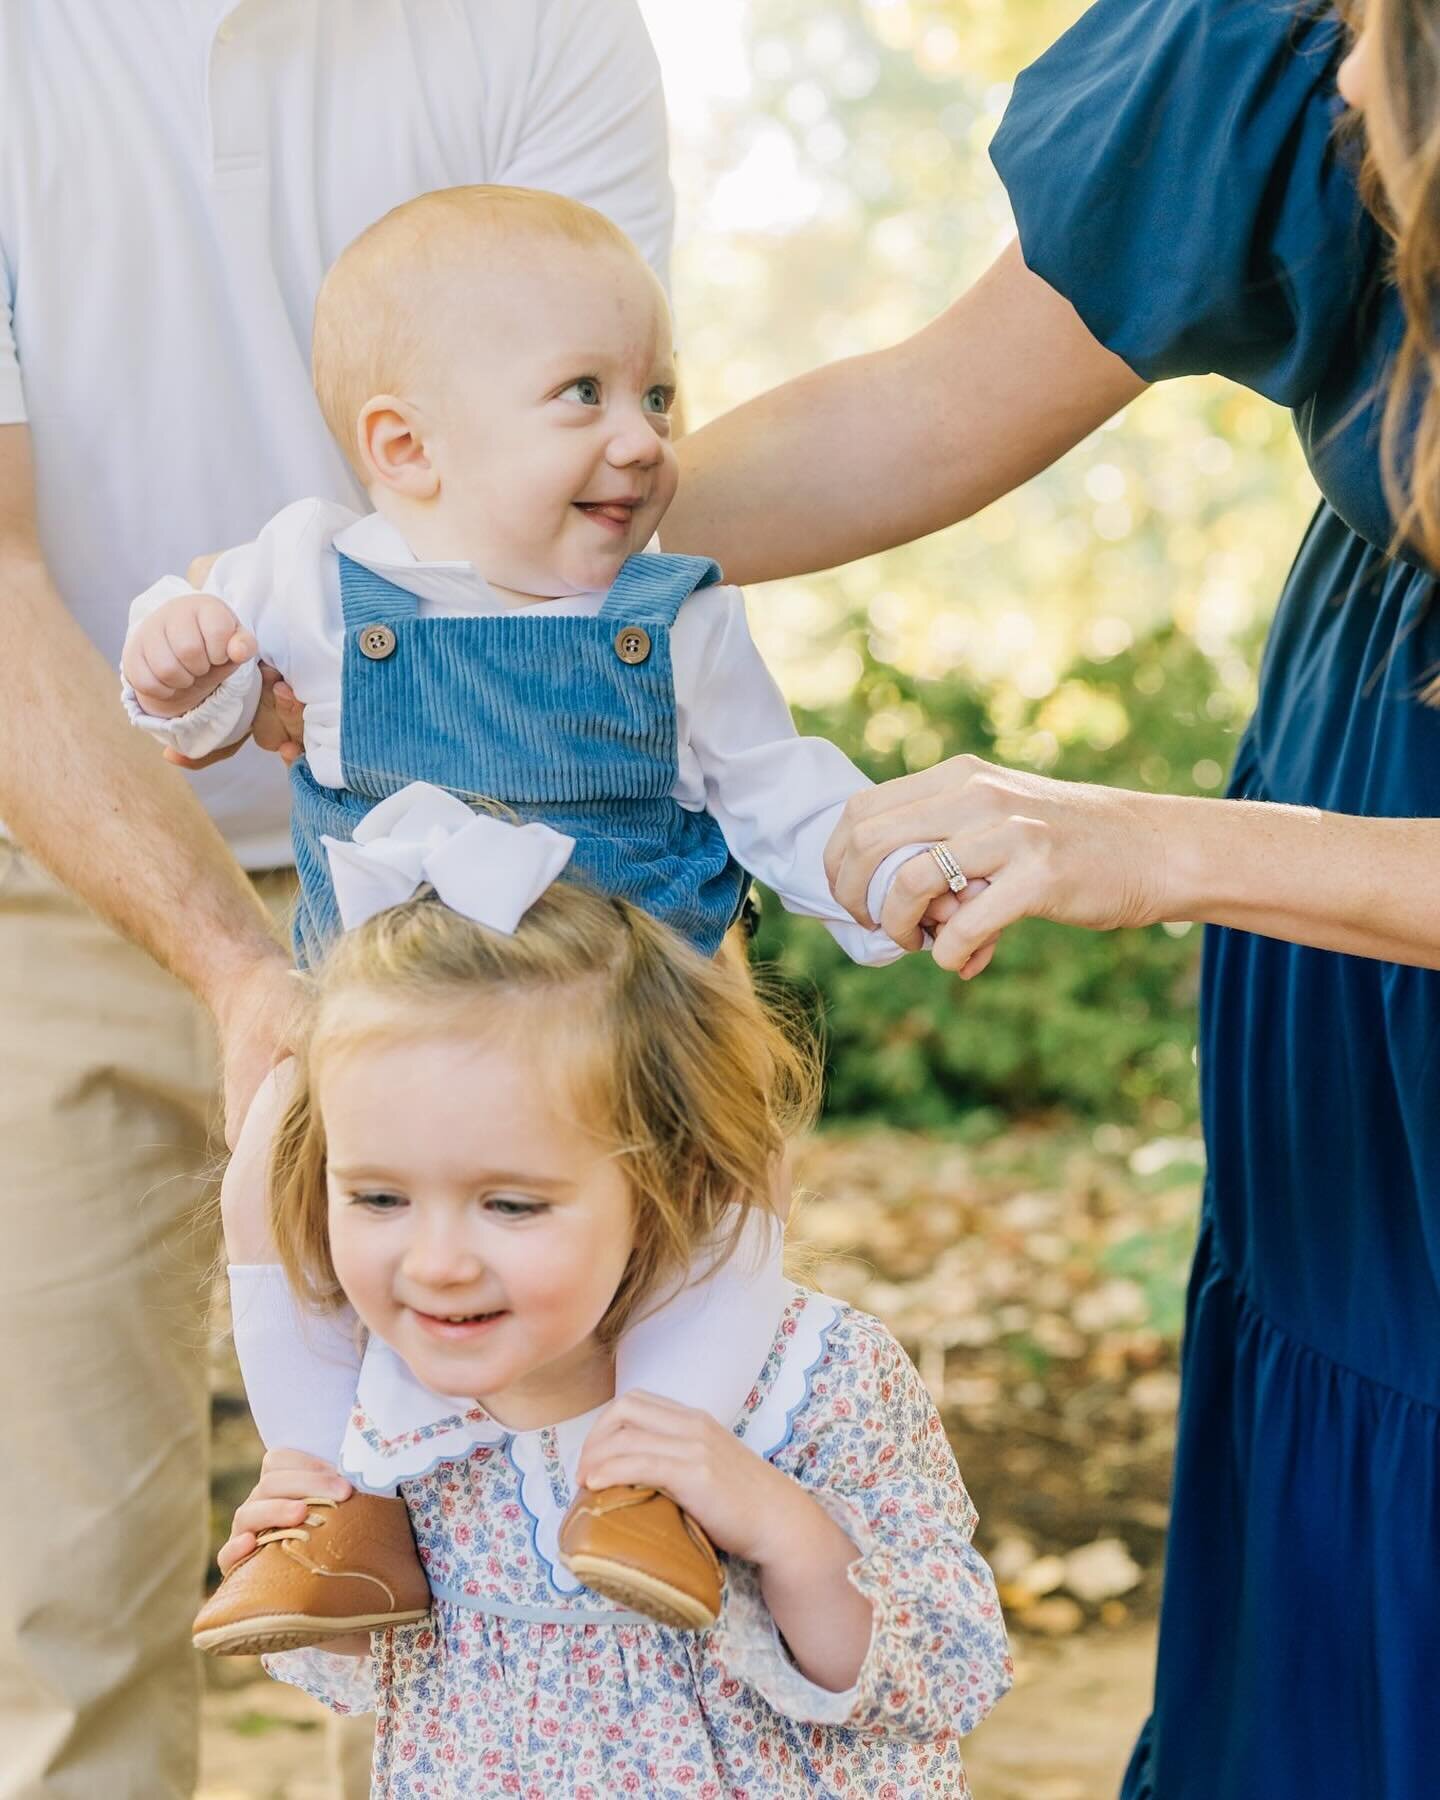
(225, 803, 1010, 1796)
(121, 187, 956, 1649)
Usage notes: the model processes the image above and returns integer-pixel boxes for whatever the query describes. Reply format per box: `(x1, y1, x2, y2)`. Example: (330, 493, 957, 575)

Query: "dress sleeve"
(989, 0, 1376, 406)
(716, 1314, 1012, 1739)
(262, 1646, 376, 1716)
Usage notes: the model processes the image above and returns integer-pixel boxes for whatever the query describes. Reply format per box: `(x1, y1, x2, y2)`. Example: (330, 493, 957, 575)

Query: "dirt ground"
(199, 1123, 1191, 1798)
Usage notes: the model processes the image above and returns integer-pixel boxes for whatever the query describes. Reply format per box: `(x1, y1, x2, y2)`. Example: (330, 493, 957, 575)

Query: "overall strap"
(597, 552, 724, 627)
(338, 552, 423, 626)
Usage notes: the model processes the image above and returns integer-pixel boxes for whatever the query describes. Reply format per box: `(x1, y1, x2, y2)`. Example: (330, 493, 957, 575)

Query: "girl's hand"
(582, 1392, 876, 1692)
(217, 1448, 352, 1577)
(825, 754, 1170, 976)
(576, 1391, 820, 1570)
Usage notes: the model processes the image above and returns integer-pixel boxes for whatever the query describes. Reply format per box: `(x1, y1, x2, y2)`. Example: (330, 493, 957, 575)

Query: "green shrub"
(753, 624, 1247, 1129)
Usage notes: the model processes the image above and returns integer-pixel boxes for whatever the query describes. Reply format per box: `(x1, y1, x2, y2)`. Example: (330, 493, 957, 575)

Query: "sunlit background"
(643, 0, 1315, 708)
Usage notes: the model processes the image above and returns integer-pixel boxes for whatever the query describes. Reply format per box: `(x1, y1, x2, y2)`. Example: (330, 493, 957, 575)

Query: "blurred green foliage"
(752, 619, 1251, 1130)
(659, 0, 1324, 1128)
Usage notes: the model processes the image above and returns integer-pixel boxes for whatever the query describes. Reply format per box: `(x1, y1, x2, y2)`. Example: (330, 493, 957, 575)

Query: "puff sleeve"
(990, 0, 1378, 406)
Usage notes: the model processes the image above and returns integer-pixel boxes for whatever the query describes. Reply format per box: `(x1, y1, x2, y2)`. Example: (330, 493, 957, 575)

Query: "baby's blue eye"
(643, 387, 672, 415)
(561, 378, 602, 407)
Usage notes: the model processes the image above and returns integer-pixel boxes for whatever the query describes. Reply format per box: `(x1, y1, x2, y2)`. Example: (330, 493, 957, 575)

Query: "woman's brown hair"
(268, 883, 819, 1348)
(1335, 0, 1440, 595)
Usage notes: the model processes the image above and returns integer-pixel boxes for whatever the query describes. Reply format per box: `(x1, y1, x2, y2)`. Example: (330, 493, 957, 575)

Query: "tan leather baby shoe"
(192, 1490, 432, 1657)
(558, 1485, 723, 1630)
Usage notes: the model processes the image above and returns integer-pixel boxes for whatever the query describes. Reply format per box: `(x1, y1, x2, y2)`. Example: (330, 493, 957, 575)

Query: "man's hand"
(162, 663, 307, 770)
(209, 951, 302, 1148)
(122, 591, 256, 718)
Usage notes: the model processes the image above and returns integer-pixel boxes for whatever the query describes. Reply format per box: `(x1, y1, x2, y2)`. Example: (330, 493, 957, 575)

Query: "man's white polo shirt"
(0, 0, 673, 865)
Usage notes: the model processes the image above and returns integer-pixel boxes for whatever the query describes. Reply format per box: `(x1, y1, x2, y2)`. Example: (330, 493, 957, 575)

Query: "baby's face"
(321, 1028, 633, 1427)
(420, 239, 679, 597)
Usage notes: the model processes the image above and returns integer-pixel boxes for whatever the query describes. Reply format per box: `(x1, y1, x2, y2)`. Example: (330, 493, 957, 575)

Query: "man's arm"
(666, 240, 1148, 585)
(0, 424, 292, 1137)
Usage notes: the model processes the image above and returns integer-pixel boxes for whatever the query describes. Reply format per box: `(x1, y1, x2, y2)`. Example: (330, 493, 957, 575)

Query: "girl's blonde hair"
(269, 885, 819, 1347)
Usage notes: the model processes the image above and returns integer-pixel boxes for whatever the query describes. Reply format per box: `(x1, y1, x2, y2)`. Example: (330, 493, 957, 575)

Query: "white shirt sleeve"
(679, 589, 929, 966)
(119, 498, 334, 759)
(0, 249, 25, 424)
(496, 0, 674, 295)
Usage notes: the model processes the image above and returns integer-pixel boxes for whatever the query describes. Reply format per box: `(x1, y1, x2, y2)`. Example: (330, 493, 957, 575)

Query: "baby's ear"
(355, 395, 439, 500)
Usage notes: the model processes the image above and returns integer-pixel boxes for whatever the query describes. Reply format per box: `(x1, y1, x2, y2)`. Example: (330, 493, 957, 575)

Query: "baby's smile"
(574, 493, 646, 534)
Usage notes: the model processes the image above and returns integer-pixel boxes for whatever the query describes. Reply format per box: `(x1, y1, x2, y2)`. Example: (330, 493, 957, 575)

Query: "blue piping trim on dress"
(505, 1432, 584, 1593)
(428, 1581, 651, 1626)
(505, 1433, 549, 1580)
(340, 1431, 504, 1495)
(755, 1296, 843, 1463)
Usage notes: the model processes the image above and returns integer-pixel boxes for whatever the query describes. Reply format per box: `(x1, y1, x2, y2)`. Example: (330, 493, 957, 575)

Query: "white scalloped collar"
(337, 1287, 843, 1589)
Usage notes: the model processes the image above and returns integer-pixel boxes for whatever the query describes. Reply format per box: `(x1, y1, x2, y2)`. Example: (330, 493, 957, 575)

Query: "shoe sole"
(192, 1607, 432, 1658)
(560, 1554, 719, 1631)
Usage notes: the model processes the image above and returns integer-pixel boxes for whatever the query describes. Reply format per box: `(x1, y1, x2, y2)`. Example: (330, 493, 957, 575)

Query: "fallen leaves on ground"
(788, 1120, 1201, 1637)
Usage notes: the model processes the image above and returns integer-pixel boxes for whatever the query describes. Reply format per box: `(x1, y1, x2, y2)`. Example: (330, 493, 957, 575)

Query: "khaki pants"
(0, 846, 370, 1798)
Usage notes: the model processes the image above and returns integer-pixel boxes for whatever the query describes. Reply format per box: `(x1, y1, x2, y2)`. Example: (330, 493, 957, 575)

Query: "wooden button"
(357, 623, 397, 661)
(613, 624, 652, 665)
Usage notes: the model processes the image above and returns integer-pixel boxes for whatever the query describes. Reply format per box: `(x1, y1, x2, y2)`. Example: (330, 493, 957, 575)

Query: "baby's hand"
(217, 1448, 351, 1578)
(122, 591, 257, 718)
(916, 889, 1000, 977)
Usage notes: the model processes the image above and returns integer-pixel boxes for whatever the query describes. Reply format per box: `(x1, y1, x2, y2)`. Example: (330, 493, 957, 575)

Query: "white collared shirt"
(125, 507, 922, 963)
(0, 0, 672, 864)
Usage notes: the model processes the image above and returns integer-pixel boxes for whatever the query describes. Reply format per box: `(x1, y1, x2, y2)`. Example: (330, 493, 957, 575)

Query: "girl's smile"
(407, 1305, 508, 1340)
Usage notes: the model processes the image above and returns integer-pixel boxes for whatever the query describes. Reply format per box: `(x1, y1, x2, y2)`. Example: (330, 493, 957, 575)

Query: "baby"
(120, 186, 952, 1653)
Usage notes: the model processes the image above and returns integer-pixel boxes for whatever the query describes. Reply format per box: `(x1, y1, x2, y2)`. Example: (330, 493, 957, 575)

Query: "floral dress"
(267, 1288, 1012, 1797)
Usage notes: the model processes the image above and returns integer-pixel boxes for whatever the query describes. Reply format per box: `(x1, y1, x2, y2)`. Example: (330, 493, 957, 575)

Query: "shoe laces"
(255, 1495, 338, 1549)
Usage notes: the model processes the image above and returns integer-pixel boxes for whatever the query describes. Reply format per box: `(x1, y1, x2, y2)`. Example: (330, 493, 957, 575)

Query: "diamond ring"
(927, 842, 968, 894)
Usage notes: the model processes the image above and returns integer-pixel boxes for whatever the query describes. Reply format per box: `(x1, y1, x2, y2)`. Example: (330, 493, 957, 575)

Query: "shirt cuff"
(119, 659, 261, 758)
(714, 1489, 874, 1726)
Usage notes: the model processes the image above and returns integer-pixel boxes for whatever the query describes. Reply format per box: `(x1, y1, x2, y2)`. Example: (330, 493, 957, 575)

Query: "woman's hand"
(825, 754, 1171, 976)
(217, 1448, 352, 1577)
(577, 1391, 817, 1568)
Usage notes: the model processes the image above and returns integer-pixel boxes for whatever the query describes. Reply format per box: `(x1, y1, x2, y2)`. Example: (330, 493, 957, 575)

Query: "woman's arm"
(664, 240, 1148, 584)
(824, 757, 1440, 973)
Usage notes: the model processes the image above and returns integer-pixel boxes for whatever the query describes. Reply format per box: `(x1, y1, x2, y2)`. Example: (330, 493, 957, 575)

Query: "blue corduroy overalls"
(289, 550, 747, 963)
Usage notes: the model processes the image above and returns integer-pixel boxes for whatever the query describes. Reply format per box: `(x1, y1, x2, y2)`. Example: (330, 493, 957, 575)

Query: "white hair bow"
(322, 782, 575, 934)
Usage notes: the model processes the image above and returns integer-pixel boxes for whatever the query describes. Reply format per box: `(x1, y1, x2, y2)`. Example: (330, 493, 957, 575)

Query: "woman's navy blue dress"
(992, 3, 1440, 1795)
